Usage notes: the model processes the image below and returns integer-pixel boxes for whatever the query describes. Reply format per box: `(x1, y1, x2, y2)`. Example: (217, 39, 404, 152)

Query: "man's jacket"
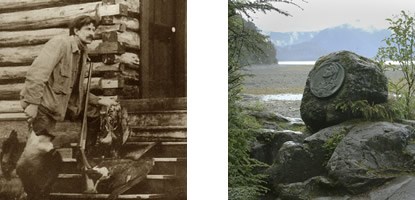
(20, 35, 99, 121)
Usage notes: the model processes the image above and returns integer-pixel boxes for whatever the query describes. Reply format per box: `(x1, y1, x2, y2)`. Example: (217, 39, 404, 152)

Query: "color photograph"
(228, 0, 415, 199)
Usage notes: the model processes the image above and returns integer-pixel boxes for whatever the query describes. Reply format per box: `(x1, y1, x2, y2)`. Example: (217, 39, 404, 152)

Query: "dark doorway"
(140, 0, 187, 98)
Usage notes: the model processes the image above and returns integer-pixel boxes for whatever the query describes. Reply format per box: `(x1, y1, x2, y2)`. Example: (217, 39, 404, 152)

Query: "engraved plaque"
(310, 63, 345, 98)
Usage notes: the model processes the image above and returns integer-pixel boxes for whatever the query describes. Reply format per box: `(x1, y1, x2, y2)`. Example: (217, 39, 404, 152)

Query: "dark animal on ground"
(0, 130, 26, 200)
(1, 130, 25, 180)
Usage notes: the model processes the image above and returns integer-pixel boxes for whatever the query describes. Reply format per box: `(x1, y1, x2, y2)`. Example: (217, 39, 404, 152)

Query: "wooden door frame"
(139, 0, 151, 98)
(140, 0, 187, 98)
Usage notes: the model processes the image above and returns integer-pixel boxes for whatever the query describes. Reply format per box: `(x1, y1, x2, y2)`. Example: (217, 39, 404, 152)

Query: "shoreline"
(242, 63, 404, 119)
(241, 94, 302, 119)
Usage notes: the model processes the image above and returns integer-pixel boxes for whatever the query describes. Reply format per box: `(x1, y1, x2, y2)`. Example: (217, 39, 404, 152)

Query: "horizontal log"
(0, 96, 117, 113)
(120, 98, 187, 112)
(87, 62, 139, 79)
(0, 2, 99, 31)
(89, 62, 120, 72)
(0, 64, 121, 83)
(0, 0, 101, 13)
(89, 31, 140, 51)
(0, 101, 23, 113)
(0, 83, 23, 100)
(113, 16, 139, 31)
(121, 0, 139, 15)
(0, 66, 137, 85)
(97, 3, 128, 18)
(101, 31, 118, 42)
(0, 44, 139, 67)
(100, 78, 121, 89)
(130, 127, 187, 140)
(98, 95, 118, 102)
(0, 25, 137, 47)
(84, 77, 122, 89)
(95, 24, 126, 36)
(0, 45, 40, 66)
(0, 28, 68, 47)
(120, 67, 139, 81)
(92, 41, 126, 55)
(118, 31, 140, 49)
(0, 78, 121, 100)
(0, 66, 27, 82)
(0, 112, 26, 121)
(128, 111, 187, 127)
(0, 7, 138, 32)
(103, 0, 139, 14)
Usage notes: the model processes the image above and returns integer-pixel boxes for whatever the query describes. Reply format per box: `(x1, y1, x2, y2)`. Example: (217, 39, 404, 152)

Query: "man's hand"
(20, 100, 29, 109)
(24, 104, 38, 123)
(97, 98, 118, 107)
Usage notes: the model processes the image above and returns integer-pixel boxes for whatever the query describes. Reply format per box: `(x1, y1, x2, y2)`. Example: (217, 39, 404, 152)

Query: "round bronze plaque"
(310, 63, 345, 98)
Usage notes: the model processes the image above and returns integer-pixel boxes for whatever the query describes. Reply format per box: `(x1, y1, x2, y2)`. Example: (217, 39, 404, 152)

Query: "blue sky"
(251, 0, 415, 32)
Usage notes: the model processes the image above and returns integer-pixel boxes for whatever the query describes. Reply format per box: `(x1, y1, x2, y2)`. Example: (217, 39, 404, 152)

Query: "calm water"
(262, 94, 303, 101)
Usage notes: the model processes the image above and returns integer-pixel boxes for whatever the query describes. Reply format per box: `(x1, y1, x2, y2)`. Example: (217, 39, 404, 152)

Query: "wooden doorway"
(140, 0, 187, 98)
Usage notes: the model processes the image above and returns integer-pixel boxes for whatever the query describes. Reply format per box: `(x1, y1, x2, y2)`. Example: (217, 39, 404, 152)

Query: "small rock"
(252, 130, 308, 165)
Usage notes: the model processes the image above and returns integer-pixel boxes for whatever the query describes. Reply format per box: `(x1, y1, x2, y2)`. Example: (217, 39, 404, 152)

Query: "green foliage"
(228, 106, 269, 199)
(335, 100, 404, 122)
(376, 11, 415, 119)
(322, 128, 348, 161)
(228, 0, 302, 199)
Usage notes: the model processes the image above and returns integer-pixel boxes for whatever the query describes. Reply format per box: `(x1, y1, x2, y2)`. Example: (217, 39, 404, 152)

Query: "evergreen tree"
(228, 0, 302, 199)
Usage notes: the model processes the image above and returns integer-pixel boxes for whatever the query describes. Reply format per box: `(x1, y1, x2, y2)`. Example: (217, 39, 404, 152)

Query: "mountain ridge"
(268, 25, 391, 61)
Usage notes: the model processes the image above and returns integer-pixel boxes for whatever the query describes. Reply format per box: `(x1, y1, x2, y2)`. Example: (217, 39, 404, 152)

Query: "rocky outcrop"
(262, 121, 415, 200)
(326, 122, 415, 194)
(300, 51, 388, 132)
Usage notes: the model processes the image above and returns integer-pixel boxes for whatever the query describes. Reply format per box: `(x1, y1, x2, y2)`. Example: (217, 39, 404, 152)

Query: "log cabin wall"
(0, 0, 140, 116)
(0, 2, 187, 197)
(0, 0, 140, 143)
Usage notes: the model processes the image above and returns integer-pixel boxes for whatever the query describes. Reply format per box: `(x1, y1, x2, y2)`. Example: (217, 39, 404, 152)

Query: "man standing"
(17, 15, 116, 199)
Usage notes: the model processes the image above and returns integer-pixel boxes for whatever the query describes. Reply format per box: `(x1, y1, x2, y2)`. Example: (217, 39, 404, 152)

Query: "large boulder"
(267, 121, 415, 199)
(327, 122, 415, 194)
(266, 141, 326, 186)
(277, 175, 415, 200)
(300, 51, 388, 132)
(266, 141, 325, 186)
(277, 176, 347, 200)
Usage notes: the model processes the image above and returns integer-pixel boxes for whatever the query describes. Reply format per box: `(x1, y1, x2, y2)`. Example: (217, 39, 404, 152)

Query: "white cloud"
(251, 0, 415, 32)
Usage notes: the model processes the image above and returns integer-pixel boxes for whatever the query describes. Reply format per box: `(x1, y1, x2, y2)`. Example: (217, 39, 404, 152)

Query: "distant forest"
(237, 16, 278, 65)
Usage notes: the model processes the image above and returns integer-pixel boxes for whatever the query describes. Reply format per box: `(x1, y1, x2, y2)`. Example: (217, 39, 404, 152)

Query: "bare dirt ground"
(241, 64, 403, 118)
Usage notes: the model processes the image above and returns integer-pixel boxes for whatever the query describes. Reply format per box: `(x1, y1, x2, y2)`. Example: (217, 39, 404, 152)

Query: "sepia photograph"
(228, 0, 415, 199)
(0, 0, 187, 199)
